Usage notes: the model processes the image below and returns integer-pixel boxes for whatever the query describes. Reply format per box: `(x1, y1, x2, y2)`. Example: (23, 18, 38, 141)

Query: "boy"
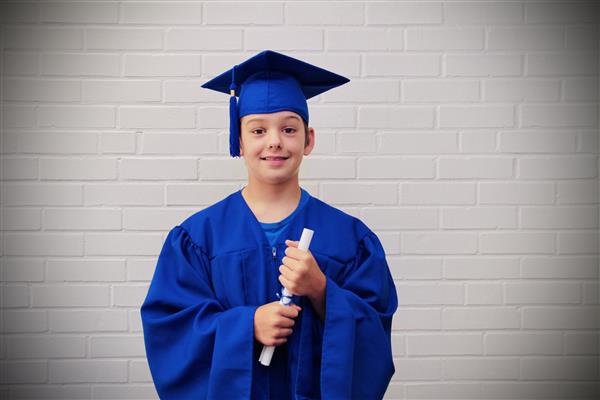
(141, 50, 397, 399)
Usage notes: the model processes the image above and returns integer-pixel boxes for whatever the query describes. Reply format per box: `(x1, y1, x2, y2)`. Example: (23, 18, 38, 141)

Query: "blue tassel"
(229, 94, 240, 157)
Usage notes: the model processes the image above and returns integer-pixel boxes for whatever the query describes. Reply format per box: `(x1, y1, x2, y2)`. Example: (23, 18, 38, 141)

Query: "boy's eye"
(252, 129, 265, 135)
(283, 127, 296, 134)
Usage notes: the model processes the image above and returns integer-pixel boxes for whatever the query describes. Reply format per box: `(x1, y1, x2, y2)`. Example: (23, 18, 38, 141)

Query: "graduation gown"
(141, 189, 397, 399)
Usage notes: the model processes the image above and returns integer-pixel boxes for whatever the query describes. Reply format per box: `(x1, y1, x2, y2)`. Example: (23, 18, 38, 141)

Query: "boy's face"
(239, 110, 315, 185)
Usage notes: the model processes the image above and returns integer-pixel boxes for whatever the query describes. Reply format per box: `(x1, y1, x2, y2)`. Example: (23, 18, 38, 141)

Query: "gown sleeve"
(140, 226, 258, 400)
(320, 230, 398, 400)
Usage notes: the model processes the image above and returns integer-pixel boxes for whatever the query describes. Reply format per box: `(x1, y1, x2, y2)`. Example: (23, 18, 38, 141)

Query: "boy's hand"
(279, 240, 326, 300)
(254, 301, 302, 346)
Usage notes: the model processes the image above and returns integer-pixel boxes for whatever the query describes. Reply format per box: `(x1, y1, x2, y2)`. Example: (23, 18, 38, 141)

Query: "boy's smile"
(239, 111, 315, 184)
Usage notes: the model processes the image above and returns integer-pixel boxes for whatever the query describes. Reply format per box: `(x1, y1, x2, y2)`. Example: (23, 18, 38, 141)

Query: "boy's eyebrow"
(245, 115, 301, 124)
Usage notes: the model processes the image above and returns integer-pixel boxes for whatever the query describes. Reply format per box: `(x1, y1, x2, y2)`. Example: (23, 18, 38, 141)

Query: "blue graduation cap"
(201, 50, 350, 157)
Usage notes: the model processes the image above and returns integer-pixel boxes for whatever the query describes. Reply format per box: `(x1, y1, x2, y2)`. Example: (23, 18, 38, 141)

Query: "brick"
(0, 2, 39, 23)
(442, 207, 517, 229)
(9, 386, 91, 399)
(120, 2, 202, 24)
(205, 2, 283, 24)
(90, 335, 145, 357)
(521, 357, 598, 380)
(366, 2, 442, 24)
(38, 106, 115, 128)
(443, 358, 519, 380)
(526, 2, 598, 23)
(521, 256, 598, 279)
(407, 333, 482, 356)
(393, 358, 441, 380)
(166, 183, 239, 206)
(486, 332, 562, 355)
(361, 208, 438, 230)
(2, 183, 82, 206)
(198, 158, 247, 180)
(444, 2, 522, 24)
(359, 106, 434, 128)
(7, 336, 86, 359)
(521, 104, 597, 128)
(120, 158, 197, 180)
(397, 283, 463, 305)
(40, 2, 118, 23)
(578, 130, 599, 153)
(380, 133, 458, 154)
(583, 283, 599, 304)
(480, 233, 555, 254)
(32, 286, 110, 307)
(3, 105, 35, 128)
(466, 283, 503, 305)
(41, 53, 120, 76)
(321, 183, 398, 205)
(123, 208, 196, 230)
(527, 52, 598, 76)
(287, 2, 363, 25)
(127, 259, 156, 282)
(40, 158, 117, 180)
(365, 54, 439, 77)
(299, 157, 356, 179)
(113, 285, 149, 307)
(443, 307, 520, 329)
(245, 29, 322, 51)
(563, 77, 599, 101)
(506, 282, 581, 304)
(1, 258, 44, 282)
(402, 233, 477, 255)
(558, 232, 599, 254)
(488, 27, 564, 50)
(198, 107, 227, 129)
(124, 55, 201, 77)
(327, 28, 399, 51)
(2, 310, 47, 333)
(2, 158, 38, 180)
(43, 208, 121, 231)
(324, 79, 399, 103)
(83, 80, 161, 103)
(388, 257, 442, 280)
(101, 133, 136, 154)
(3, 52, 38, 76)
(141, 133, 217, 155)
(391, 333, 405, 357)
(439, 105, 514, 128)
(403, 80, 479, 102)
(93, 385, 158, 398)
(522, 307, 599, 329)
(49, 360, 127, 383)
(0, 213, 40, 240)
(460, 131, 497, 153)
(480, 182, 554, 204)
(84, 184, 163, 206)
(87, 28, 162, 50)
(120, 106, 196, 129)
(49, 310, 128, 332)
(564, 333, 599, 355)
(406, 383, 482, 399)
(3, 285, 29, 307)
(500, 131, 576, 152)
(47, 259, 126, 282)
(1, 361, 47, 384)
(393, 308, 441, 330)
(406, 28, 484, 50)
(4, 27, 82, 49)
(444, 257, 520, 279)
(439, 157, 513, 179)
(484, 79, 560, 102)
(521, 206, 598, 229)
(339, 132, 377, 153)
(359, 157, 435, 179)
(130, 361, 153, 383)
(519, 157, 597, 179)
(565, 26, 599, 50)
(166, 28, 241, 51)
(402, 183, 476, 205)
(4, 132, 97, 154)
(85, 233, 163, 256)
(3, 79, 80, 102)
(4, 233, 83, 256)
(446, 55, 522, 77)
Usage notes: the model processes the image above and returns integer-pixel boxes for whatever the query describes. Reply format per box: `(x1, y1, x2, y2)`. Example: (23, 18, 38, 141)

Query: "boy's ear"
(304, 127, 315, 156)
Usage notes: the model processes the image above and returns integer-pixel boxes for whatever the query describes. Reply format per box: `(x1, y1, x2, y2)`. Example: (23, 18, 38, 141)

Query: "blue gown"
(141, 188, 398, 399)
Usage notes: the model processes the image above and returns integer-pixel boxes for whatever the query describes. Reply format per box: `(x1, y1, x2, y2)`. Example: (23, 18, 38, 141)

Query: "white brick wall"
(1, 1, 598, 399)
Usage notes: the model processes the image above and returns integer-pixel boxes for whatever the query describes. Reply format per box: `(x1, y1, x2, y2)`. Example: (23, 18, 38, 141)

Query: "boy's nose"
(267, 131, 282, 148)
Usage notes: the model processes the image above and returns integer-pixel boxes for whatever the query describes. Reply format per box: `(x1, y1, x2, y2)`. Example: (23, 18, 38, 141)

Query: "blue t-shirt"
(258, 188, 309, 247)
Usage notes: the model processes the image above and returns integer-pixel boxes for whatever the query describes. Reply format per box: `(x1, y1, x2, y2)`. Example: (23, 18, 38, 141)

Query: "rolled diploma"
(258, 228, 314, 366)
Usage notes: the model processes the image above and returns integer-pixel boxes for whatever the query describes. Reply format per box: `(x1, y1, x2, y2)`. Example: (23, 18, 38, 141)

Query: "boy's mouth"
(260, 156, 289, 161)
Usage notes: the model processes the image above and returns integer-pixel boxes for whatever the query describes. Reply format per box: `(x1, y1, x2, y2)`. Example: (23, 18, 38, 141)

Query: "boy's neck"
(242, 179, 302, 223)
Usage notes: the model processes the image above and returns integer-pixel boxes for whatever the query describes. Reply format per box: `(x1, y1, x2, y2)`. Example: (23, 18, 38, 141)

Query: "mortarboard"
(201, 50, 350, 157)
